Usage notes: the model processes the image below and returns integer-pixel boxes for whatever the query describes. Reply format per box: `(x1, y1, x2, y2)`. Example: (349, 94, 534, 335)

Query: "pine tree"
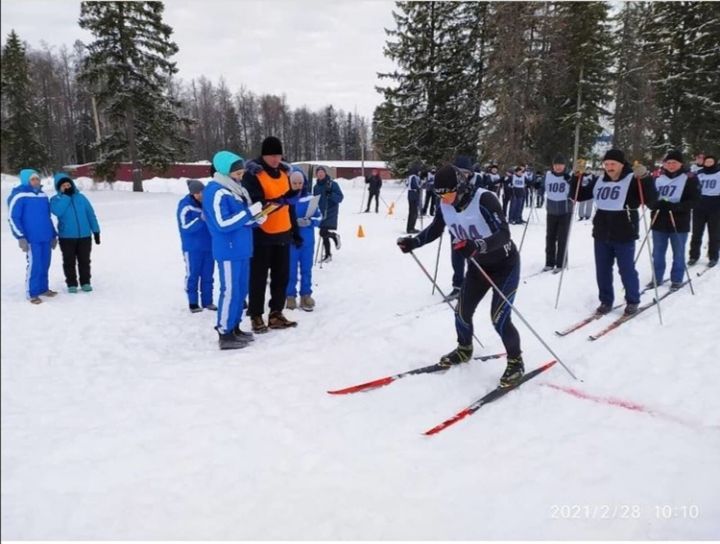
(79, 1, 188, 191)
(644, 1, 720, 155)
(1, 30, 48, 172)
(532, 1, 612, 166)
(375, 1, 472, 174)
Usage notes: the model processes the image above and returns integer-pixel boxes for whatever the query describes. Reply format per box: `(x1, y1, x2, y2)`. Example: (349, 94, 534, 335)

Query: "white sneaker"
(334, 233, 342, 250)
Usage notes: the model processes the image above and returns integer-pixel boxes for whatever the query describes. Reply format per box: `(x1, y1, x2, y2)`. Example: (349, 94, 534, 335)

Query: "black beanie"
(664, 149, 684, 163)
(552, 153, 566, 165)
(261, 136, 283, 156)
(229, 159, 245, 173)
(602, 148, 626, 163)
(434, 165, 460, 192)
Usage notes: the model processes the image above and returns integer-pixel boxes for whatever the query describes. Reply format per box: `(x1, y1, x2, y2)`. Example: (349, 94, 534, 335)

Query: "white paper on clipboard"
(303, 195, 321, 219)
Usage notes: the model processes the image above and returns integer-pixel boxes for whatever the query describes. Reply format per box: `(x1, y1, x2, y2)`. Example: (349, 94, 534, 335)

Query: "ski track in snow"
(2, 174, 719, 539)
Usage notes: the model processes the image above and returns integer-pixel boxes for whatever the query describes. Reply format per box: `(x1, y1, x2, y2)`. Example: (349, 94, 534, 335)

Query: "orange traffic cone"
(357, 225, 365, 238)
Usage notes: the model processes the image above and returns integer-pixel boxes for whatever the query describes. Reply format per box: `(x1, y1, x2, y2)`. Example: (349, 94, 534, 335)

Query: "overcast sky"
(0, 0, 397, 119)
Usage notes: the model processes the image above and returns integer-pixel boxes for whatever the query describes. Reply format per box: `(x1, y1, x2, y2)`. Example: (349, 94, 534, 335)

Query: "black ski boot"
(217, 328, 248, 350)
(438, 344, 473, 368)
(500, 356, 525, 388)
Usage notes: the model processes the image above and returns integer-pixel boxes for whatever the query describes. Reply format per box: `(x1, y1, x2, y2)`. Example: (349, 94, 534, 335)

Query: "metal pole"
(431, 234, 444, 295)
(554, 171, 583, 309)
(468, 257, 578, 381)
(637, 175, 663, 324)
(408, 251, 484, 349)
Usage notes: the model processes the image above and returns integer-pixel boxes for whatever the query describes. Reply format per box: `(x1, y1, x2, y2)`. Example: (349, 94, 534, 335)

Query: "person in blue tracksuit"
(203, 151, 264, 350)
(286, 168, 322, 312)
(177, 179, 215, 312)
(50, 173, 101, 293)
(7, 169, 58, 303)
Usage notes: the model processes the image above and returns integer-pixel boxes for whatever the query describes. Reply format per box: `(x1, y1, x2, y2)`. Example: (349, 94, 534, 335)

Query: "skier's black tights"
(454, 251, 521, 358)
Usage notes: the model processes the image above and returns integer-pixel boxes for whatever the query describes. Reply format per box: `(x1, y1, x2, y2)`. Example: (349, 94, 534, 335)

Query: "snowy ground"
(2, 174, 719, 539)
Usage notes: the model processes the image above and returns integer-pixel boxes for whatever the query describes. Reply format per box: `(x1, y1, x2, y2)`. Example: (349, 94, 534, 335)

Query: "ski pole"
(408, 251, 484, 349)
(637, 175, 663, 325)
(669, 210, 695, 295)
(468, 256, 578, 381)
(634, 209, 660, 265)
(554, 171, 583, 309)
(314, 230, 323, 266)
(431, 233, 444, 295)
(518, 205, 531, 253)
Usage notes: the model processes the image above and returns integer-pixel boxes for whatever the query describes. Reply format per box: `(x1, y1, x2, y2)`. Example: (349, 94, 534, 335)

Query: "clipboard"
(253, 202, 282, 221)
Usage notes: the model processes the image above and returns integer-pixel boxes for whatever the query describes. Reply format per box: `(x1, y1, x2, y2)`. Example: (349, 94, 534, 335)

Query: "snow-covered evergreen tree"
(375, 1, 474, 174)
(79, 1, 188, 191)
(1, 30, 48, 172)
(644, 1, 720, 155)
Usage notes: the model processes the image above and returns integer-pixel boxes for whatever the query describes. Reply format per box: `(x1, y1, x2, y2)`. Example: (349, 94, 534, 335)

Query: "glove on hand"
(18, 238, 29, 252)
(396, 236, 420, 254)
(249, 202, 263, 217)
(51, 238, 58, 250)
(297, 218, 311, 228)
(94, 232, 101, 245)
(632, 163, 648, 178)
(453, 238, 488, 259)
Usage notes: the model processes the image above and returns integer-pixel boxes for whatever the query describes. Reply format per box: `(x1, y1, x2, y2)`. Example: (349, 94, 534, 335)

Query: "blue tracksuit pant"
(594, 239, 640, 305)
(184, 250, 214, 306)
(26, 241, 52, 298)
(287, 230, 315, 297)
(216, 258, 250, 334)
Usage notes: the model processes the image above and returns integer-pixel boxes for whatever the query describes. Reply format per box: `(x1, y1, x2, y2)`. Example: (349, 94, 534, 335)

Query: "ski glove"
(632, 164, 648, 178)
(297, 217, 311, 228)
(18, 238, 28, 252)
(396, 236, 420, 253)
(51, 238, 58, 250)
(453, 238, 488, 259)
(94, 232, 101, 245)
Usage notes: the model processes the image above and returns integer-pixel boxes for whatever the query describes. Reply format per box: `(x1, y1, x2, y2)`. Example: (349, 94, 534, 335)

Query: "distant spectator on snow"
(313, 165, 344, 262)
(50, 173, 101, 293)
(405, 165, 421, 233)
(7, 169, 58, 304)
(364, 169, 382, 213)
(177, 179, 215, 312)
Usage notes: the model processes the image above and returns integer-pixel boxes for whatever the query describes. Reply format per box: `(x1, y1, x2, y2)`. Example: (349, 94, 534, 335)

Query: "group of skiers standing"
(8, 169, 101, 303)
(175, 136, 344, 350)
(395, 146, 718, 388)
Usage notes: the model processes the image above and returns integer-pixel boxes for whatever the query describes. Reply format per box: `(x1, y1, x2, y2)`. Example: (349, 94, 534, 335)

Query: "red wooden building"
(63, 162, 213, 181)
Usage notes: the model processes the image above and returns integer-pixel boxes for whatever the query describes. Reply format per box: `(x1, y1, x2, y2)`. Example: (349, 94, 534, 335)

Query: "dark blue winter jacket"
(313, 175, 344, 230)
(177, 193, 212, 252)
(7, 169, 57, 243)
(50, 173, 100, 238)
